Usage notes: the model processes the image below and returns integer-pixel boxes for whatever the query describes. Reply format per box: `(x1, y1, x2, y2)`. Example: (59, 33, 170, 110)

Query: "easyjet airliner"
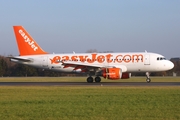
(9, 26, 174, 83)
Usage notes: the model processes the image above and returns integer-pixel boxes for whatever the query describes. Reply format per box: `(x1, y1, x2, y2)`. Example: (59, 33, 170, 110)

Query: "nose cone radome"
(166, 61, 174, 70)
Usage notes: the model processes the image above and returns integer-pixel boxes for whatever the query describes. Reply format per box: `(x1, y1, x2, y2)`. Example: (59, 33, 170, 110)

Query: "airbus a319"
(9, 26, 174, 83)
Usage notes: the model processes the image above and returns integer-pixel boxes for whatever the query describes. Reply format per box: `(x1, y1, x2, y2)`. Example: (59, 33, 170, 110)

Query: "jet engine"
(102, 68, 131, 80)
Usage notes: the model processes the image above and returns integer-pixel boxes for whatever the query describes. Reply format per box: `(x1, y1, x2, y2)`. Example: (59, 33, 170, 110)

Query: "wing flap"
(62, 61, 104, 69)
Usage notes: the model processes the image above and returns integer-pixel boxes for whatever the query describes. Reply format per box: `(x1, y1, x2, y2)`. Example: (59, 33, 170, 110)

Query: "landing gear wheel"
(95, 76, 101, 83)
(146, 78, 151, 83)
(87, 77, 93, 83)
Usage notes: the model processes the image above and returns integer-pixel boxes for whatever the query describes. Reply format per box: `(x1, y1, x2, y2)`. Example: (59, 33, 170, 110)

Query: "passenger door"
(42, 56, 48, 68)
(144, 54, 150, 65)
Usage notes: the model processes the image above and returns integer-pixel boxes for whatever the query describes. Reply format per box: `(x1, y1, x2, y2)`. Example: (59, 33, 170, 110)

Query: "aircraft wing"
(62, 61, 115, 72)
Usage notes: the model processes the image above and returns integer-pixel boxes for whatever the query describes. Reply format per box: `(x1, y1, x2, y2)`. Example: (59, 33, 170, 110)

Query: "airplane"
(9, 26, 174, 83)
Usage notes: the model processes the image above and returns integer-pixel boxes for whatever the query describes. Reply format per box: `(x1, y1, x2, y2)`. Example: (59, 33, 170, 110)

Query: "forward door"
(144, 54, 150, 65)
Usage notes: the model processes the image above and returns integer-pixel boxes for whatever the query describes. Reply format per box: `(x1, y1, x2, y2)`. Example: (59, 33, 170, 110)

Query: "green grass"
(0, 86, 180, 120)
(0, 76, 179, 82)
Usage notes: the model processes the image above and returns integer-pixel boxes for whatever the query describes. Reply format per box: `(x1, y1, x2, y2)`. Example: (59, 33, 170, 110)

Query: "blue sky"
(0, 0, 180, 59)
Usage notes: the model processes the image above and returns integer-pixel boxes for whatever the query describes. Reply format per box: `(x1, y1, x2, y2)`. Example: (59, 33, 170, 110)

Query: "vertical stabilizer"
(13, 26, 48, 56)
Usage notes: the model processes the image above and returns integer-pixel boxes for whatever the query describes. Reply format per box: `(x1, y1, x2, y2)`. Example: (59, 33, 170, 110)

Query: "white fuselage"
(11, 52, 174, 73)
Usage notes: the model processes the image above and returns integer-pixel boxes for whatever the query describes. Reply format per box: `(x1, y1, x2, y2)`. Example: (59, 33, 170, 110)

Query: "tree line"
(0, 55, 178, 77)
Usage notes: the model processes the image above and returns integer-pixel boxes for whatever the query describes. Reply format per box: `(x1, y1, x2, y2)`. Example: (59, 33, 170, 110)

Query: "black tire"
(87, 77, 93, 83)
(146, 78, 151, 83)
(95, 76, 101, 83)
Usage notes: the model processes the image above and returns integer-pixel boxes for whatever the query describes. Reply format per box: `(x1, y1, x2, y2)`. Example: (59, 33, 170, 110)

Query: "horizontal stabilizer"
(7, 56, 33, 62)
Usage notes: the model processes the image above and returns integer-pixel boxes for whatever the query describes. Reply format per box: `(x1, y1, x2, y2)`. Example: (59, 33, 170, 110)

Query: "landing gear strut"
(146, 72, 151, 83)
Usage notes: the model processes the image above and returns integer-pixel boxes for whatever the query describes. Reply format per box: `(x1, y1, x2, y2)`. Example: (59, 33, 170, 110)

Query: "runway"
(0, 82, 180, 86)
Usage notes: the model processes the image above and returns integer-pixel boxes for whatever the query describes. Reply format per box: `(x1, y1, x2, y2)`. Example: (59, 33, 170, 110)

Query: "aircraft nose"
(168, 61, 174, 70)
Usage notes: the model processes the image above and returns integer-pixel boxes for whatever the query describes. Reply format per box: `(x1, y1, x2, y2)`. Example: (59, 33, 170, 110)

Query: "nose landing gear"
(146, 72, 151, 83)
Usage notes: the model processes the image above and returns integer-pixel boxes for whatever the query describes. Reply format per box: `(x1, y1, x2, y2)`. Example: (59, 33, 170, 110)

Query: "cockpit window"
(157, 57, 166, 61)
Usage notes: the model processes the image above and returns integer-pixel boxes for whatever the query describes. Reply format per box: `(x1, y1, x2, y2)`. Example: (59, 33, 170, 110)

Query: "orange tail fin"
(13, 26, 48, 56)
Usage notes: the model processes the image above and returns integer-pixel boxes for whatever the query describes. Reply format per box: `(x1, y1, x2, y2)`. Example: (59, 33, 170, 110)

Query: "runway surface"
(0, 82, 180, 86)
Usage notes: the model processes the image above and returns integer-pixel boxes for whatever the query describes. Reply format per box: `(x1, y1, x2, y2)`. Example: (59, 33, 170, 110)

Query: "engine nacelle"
(102, 68, 131, 80)
(121, 72, 131, 79)
(102, 68, 122, 80)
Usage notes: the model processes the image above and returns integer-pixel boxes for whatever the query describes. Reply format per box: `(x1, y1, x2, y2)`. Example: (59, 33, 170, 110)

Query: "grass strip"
(0, 86, 180, 120)
(0, 77, 180, 82)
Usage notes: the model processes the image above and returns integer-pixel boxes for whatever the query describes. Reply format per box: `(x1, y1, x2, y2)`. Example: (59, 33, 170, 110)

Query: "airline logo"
(50, 53, 144, 64)
(19, 29, 38, 51)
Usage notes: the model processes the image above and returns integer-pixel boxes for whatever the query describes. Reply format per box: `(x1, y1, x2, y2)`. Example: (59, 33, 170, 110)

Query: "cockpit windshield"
(157, 57, 166, 60)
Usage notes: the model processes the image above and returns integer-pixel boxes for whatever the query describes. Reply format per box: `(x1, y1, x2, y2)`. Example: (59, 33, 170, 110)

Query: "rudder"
(13, 26, 48, 56)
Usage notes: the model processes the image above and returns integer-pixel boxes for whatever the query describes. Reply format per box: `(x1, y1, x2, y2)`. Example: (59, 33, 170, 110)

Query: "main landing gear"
(87, 76, 101, 83)
(146, 72, 151, 83)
